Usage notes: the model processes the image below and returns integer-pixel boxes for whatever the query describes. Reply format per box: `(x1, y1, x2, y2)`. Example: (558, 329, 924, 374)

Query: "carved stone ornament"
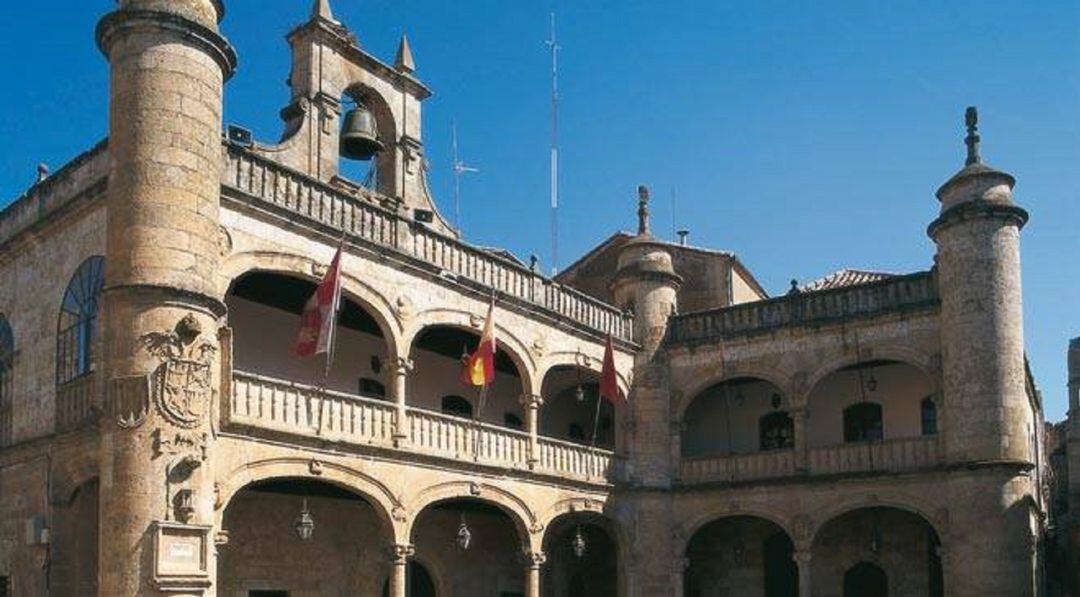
(309, 459, 324, 476)
(469, 482, 482, 496)
(108, 375, 151, 429)
(143, 315, 217, 429)
(389, 543, 415, 564)
(523, 549, 546, 568)
(469, 313, 483, 328)
(530, 335, 546, 358)
(154, 429, 209, 462)
(217, 226, 233, 257)
(395, 295, 414, 321)
(392, 506, 408, 523)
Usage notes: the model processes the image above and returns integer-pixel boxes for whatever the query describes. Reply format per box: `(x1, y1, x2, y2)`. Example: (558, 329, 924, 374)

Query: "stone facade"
(0, 2, 1052, 596)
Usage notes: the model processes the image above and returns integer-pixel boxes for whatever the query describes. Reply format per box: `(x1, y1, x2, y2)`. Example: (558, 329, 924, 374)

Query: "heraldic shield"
(158, 358, 213, 429)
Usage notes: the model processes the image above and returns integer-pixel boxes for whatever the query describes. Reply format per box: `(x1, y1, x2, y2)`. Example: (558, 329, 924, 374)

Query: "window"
(56, 256, 104, 386)
(843, 402, 883, 443)
(441, 395, 473, 418)
(358, 377, 386, 399)
(0, 574, 8, 597)
(0, 315, 13, 445)
(921, 397, 937, 436)
(504, 412, 523, 430)
(759, 411, 794, 451)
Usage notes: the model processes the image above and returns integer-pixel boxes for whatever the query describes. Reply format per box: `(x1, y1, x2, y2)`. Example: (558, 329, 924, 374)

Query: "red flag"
(460, 299, 497, 387)
(599, 334, 621, 404)
(293, 246, 343, 358)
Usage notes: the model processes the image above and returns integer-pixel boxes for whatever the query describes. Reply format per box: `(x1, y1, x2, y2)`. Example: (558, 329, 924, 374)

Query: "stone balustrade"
(668, 271, 939, 344)
(680, 435, 944, 485)
(229, 371, 615, 485)
(680, 449, 796, 484)
(221, 146, 633, 343)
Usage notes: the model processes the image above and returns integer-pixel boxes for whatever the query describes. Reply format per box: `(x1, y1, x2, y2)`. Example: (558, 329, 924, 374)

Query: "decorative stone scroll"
(142, 314, 217, 429)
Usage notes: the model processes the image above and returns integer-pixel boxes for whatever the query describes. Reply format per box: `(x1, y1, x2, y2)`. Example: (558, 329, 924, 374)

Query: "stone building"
(0, 1, 1049, 595)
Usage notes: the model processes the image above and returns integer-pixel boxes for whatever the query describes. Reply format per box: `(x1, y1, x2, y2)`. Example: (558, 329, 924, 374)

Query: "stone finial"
(36, 163, 49, 183)
(395, 34, 416, 74)
(312, 0, 335, 22)
(964, 106, 981, 166)
(637, 185, 650, 236)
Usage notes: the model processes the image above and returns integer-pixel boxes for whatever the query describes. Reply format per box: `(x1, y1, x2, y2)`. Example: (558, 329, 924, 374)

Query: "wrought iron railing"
(221, 147, 633, 342)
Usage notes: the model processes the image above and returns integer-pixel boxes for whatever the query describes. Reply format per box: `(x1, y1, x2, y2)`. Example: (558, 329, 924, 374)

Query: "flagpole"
(590, 389, 604, 447)
(472, 383, 489, 461)
(318, 234, 347, 433)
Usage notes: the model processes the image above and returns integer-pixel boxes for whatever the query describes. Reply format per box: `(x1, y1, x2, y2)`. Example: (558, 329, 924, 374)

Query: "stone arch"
(676, 367, 794, 422)
(808, 494, 946, 545)
(215, 457, 405, 543)
(404, 308, 539, 396)
(541, 503, 626, 597)
(50, 451, 99, 506)
(341, 82, 398, 196)
(676, 507, 795, 557)
(405, 480, 541, 552)
(538, 350, 631, 397)
(803, 346, 940, 404)
(220, 249, 406, 358)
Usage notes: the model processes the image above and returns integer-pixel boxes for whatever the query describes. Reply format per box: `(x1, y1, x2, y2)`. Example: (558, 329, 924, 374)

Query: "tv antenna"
(545, 12, 561, 274)
(451, 120, 478, 236)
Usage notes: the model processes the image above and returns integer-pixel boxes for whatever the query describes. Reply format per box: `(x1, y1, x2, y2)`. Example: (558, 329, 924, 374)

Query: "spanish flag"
(293, 246, 343, 358)
(460, 299, 496, 387)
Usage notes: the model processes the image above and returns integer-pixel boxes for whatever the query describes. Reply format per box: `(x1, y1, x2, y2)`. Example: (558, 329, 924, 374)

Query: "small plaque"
(152, 521, 212, 592)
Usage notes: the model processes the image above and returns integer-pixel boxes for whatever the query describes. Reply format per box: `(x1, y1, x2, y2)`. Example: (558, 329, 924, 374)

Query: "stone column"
(95, 1, 235, 595)
(388, 543, 414, 597)
(520, 394, 543, 468)
(523, 550, 545, 597)
(792, 408, 807, 472)
(793, 549, 812, 597)
(391, 357, 413, 445)
(671, 556, 689, 597)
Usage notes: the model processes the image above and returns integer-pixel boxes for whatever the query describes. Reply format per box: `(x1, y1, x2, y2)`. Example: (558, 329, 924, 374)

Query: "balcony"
(220, 146, 633, 343)
(679, 435, 944, 485)
(668, 270, 939, 344)
(55, 372, 95, 433)
(227, 371, 615, 485)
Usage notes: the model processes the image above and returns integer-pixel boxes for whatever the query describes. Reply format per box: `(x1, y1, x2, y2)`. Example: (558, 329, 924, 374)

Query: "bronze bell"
(340, 103, 383, 160)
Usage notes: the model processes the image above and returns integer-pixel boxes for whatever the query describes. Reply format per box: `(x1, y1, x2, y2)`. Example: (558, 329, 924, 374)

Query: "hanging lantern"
(870, 525, 883, 553)
(294, 498, 315, 541)
(574, 385, 586, 403)
(734, 392, 746, 407)
(571, 525, 587, 558)
(456, 514, 472, 550)
(770, 393, 782, 409)
(866, 371, 878, 392)
(733, 537, 746, 564)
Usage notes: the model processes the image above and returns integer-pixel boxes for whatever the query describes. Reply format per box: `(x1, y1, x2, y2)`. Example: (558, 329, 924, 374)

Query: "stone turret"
(930, 107, 1036, 595)
(1068, 337, 1080, 593)
(96, 1, 234, 594)
(610, 186, 682, 594)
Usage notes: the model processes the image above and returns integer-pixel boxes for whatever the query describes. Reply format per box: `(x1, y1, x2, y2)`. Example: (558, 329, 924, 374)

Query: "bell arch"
(340, 82, 398, 197)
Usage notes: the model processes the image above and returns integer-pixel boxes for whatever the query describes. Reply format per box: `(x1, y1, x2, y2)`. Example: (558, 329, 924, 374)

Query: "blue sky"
(1, 1, 1077, 420)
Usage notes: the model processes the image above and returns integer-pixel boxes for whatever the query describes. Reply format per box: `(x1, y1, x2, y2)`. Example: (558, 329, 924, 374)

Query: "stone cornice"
(96, 9, 237, 81)
(927, 200, 1029, 240)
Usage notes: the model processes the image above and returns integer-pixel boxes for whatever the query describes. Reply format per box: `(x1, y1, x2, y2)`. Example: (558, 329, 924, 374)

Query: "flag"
(460, 299, 496, 386)
(599, 334, 621, 404)
(293, 246, 343, 358)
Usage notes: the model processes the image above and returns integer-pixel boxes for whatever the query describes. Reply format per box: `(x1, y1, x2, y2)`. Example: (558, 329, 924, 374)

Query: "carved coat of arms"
(143, 315, 217, 429)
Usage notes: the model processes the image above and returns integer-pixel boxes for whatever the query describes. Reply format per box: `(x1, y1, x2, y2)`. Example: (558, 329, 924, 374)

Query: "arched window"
(843, 561, 887, 597)
(921, 397, 937, 436)
(0, 315, 13, 445)
(441, 395, 473, 418)
(56, 257, 104, 386)
(843, 402, 883, 443)
(759, 411, 794, 451)
(358, 377, 386, 399)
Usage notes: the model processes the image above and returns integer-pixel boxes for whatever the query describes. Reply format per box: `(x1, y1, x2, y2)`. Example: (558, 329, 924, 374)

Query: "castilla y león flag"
(293, 246, 343, 358)
(599, 334, 621, 405)
(460, 299, 497, 387)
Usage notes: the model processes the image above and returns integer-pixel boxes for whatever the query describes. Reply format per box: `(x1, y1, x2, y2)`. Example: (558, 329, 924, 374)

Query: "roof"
(799, 269, 898, 293)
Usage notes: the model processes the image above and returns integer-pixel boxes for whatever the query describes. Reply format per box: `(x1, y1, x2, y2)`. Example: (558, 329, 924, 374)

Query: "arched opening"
(0, 314, 12, 446)
(50, 479, 99, 595)
(382, 561, 437, 597)
(410, 498, 527, 596)
(812, 507, 942, 597)
(684, 516, 797, 597)
(56, 256, 104, 387)
(844, 562, 887, 597)
(218, 478, 394, 595)
(542, 513, 619, 597)
(339, 85, 398, 198)
(226, 271, 391, 397)
(410, 326, 525, 429)
(681, 378, 791, 458)
(806, 360, 934, 448)
(540, 365, 616, 449)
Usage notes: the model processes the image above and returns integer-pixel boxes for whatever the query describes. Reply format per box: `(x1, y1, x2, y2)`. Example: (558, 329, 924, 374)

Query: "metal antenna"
(546, 12, 561, 275)
(451, 120, 478, 236)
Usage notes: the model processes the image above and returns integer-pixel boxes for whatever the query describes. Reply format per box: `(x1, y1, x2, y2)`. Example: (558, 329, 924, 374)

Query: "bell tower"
(262, 0, 455, 235)
(96, 0, 235, 594)
(930, 107, 1036, 595)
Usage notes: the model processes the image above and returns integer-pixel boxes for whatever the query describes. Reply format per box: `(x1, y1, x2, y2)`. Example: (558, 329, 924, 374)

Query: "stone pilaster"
(793, 549, 812, 597)
(95, 1, 235, 594)
(519, 394, 543, 468)
(523, 549, 545, 597)
(390, 357, 413, 445)
(387, 543, 414, 597)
